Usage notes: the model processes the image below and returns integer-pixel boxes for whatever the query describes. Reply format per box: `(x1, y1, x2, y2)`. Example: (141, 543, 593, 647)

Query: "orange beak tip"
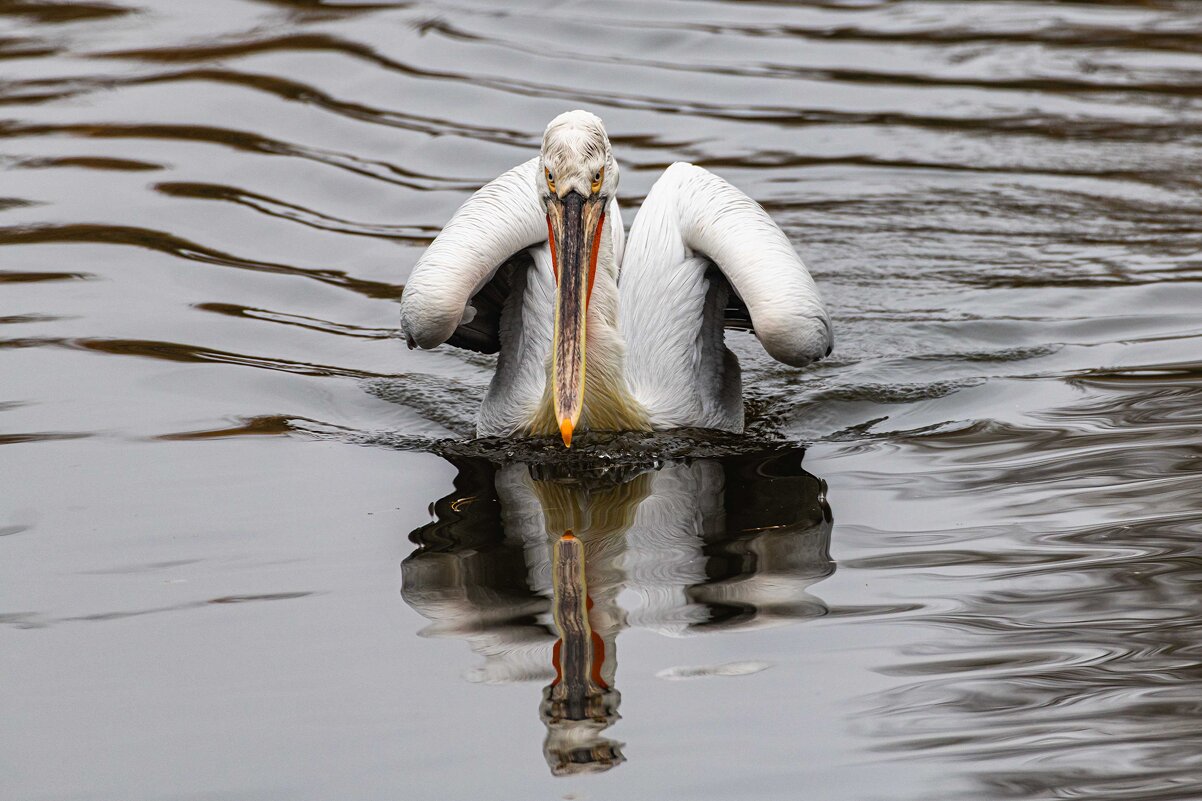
(559, 419, 574, 448)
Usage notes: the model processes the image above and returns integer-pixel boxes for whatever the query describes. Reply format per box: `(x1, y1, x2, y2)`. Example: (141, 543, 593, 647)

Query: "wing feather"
(624, 162, 831, 367)
(400, 158, 546, 350)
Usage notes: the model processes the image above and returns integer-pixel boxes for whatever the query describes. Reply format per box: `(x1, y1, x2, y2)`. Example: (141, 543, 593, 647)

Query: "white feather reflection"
(401, 448, 833, 774)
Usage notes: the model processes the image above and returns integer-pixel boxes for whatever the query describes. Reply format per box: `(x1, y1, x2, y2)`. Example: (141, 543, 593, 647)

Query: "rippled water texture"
(4, 1, 1202, 799)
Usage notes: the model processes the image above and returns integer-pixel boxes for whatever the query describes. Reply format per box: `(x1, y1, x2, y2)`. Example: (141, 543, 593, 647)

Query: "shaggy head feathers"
(539, 110, 619, 199)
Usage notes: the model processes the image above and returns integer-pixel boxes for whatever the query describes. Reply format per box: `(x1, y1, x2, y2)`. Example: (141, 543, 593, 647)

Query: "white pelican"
(399, 110, 832, 446)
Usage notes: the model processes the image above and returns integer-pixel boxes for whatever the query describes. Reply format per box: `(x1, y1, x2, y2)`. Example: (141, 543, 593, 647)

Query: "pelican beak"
(546, 190, 606, 448)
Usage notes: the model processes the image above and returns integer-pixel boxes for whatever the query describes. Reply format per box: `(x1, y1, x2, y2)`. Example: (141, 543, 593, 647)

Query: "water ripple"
(5, 0, 1202, 797)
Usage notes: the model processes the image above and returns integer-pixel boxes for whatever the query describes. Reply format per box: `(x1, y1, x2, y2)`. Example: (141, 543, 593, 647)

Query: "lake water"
(4, 1, 1202, 799)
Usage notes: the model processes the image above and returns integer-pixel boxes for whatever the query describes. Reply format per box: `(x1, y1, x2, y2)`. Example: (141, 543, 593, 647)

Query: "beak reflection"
(542, 532, 624, 775)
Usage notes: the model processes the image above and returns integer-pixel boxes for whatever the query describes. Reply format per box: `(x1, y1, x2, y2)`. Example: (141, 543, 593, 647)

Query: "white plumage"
(398, 110, 832, 442)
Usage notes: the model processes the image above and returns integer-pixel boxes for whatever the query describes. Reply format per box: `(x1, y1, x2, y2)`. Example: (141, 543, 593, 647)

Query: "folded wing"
(399, 158, 546, 352)
(626, 162, 831, 364)
(620, 162, 832, 429)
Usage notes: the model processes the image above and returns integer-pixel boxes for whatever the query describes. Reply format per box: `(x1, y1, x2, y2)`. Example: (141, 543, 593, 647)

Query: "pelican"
(399, 110, 832, 446)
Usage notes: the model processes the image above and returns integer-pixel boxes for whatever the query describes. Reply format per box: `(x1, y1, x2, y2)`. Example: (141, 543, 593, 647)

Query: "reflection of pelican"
(399, 110, 832, 446)
(400, 449, 833, 775)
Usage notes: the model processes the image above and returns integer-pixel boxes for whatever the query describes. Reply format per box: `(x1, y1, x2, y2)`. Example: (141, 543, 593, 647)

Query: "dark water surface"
(4, 1, 1202, 799)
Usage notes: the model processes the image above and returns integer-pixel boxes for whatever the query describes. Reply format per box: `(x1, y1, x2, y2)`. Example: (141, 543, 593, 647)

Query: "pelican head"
(539, 110, 619, 447)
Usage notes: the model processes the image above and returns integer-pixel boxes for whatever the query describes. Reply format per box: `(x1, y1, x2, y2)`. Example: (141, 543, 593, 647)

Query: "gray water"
(4, 1, 1202, 799)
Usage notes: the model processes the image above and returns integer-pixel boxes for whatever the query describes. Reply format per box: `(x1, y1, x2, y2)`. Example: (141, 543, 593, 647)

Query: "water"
(3, 1, 1202, 798)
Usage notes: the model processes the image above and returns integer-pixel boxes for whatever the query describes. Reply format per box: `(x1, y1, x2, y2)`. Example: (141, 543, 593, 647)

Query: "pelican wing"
(624, 162, 832, 366)
(400, 157, 546, 352)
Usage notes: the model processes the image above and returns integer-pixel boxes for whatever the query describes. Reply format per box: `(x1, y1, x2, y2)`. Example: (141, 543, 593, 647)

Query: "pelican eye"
(591, 168, 604, 194)
(546, 169, 556, 193)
